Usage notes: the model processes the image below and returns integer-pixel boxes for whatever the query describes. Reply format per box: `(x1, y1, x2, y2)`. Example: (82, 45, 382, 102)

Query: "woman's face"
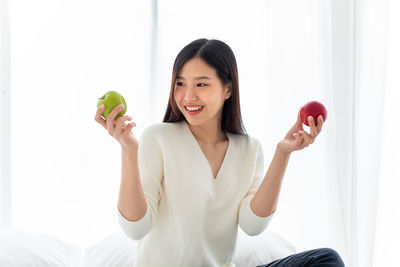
(174, 57, 231, 127)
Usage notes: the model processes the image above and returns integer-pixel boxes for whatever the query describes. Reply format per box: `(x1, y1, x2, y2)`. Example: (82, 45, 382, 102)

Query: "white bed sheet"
(0, 226, 296, 267)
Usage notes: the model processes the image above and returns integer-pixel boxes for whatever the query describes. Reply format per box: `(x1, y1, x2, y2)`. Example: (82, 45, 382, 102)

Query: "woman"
(94, 38, 345, 267)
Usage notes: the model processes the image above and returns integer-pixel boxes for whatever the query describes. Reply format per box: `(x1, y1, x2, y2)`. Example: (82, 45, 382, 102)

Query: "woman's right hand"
(94, 104, 139, 153)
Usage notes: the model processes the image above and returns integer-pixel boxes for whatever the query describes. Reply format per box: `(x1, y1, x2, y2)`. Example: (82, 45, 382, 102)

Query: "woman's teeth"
(185, 106, 203, 111)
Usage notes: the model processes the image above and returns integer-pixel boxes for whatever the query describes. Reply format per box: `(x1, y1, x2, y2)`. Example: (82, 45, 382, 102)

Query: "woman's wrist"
(276, 142, 292, 157)
(122, 146, 138, 158)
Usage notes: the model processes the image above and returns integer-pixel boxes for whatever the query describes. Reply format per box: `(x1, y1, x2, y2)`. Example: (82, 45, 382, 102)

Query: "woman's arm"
(251, 113, 324, 218)
(250, 146, 290, 218)
(118, 148, 147, 222)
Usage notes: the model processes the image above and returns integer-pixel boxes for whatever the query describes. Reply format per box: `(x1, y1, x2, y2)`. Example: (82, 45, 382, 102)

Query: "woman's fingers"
(106, 104, 125, 136)
(115, 115, 133, 137)
(297, 109, 302, 124)
(94, 105, 107, 129)
(285, 113, 324, 152)
(316, 115, 324, 133)
(124, 122, 137, 135)
(293, 132, 304, 147)
(308, 116, 318, 140)
(298, 130, 312, 148)
(94, 103, 133, 138)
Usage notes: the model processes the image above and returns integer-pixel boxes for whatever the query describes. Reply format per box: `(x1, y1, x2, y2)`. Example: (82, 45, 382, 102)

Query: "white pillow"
(232, 227, 297, 267)
(82, 231, 137, 267)
(0, 227, 83, 267)
(82, 228, 295, 267)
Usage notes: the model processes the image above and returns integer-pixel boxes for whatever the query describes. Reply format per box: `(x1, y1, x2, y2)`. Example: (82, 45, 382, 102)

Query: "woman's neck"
(187, 120, 227, 145)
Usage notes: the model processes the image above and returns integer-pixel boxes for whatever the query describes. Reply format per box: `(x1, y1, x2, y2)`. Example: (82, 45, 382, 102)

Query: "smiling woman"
(173, 57, 232, 138)
(3, 0, 395, 265)
(115, 38, 344, 267)
(163, 39, 244, 136)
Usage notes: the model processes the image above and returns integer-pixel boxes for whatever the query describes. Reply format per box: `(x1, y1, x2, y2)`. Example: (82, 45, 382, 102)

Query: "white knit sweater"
(118, 120, 274, 267)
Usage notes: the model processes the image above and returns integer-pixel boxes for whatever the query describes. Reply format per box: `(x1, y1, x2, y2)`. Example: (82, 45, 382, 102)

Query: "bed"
(0, 226, 296, 267)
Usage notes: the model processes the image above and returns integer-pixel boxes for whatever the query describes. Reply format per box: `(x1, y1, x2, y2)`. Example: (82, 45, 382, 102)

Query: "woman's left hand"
(277, 109, 324, 155)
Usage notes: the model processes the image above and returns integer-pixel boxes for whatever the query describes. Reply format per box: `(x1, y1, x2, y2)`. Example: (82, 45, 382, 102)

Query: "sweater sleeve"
(117, 124, 164, 240)
(238, 139, 275, 236)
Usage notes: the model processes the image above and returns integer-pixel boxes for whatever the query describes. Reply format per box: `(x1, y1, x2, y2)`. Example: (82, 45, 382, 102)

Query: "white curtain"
(0, 0, 11, 227)
(352, 0, 388, 266)
(5, 0, 154, 247)
(1, 0, 399, 266)
(372, 0, 400, 265)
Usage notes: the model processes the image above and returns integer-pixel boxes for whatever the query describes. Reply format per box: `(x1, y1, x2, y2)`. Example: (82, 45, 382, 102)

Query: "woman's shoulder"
(228, 132, 262, 153)
(139, 121, 185, 139)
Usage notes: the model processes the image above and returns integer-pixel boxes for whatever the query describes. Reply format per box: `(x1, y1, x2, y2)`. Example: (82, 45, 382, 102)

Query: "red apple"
(300, 101, 327, 127)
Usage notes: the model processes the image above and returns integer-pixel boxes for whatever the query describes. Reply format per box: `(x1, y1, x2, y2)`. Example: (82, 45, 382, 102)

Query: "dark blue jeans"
(256, 248, 345, 267)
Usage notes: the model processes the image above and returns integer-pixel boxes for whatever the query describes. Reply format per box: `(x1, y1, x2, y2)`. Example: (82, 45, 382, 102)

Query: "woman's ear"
(225, 84, 232, 99)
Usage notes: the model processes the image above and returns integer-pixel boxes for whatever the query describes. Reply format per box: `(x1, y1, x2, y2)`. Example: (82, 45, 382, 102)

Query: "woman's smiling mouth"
(184, 105, 204, 115)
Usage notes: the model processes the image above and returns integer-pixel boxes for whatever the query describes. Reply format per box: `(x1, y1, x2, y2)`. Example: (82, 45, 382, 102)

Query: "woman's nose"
(184, 86, 198, 100)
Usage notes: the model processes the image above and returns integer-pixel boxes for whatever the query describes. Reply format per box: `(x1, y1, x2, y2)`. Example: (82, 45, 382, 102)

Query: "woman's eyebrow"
(176, 76, 212, 80)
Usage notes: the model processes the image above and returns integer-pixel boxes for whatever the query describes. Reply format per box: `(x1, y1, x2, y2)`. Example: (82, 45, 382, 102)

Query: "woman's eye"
(175, 82, 206, 87)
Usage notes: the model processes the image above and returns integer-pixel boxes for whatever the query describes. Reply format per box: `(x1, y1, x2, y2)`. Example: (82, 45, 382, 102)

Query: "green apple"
(97, 91, 127, 119)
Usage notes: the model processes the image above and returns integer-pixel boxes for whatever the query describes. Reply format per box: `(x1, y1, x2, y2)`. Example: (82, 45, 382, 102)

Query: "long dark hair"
(162, 38, 247, 135)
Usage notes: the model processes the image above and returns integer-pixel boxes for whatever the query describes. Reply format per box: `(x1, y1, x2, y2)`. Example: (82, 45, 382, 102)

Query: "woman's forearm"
(118, 148, 147, 222)
(250, 145, 290, 217)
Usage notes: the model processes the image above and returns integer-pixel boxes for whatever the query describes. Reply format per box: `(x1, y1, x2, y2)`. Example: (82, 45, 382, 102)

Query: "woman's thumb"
(296, 109, 305, 128)
(126, 122, 136, 130)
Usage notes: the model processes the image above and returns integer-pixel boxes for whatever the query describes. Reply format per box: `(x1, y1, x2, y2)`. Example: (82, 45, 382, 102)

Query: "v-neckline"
(182, 120, 231, 181)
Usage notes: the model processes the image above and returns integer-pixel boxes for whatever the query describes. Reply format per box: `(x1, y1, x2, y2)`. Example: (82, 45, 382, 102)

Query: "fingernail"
(308, 116, 313, 121)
